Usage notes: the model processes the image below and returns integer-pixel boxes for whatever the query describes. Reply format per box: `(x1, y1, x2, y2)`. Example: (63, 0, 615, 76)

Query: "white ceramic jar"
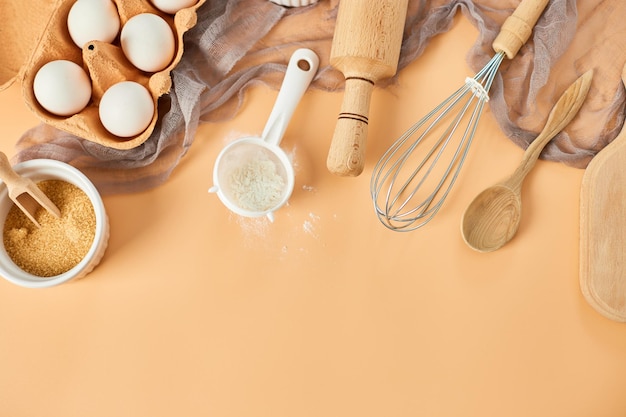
(0, 159, 109, 288)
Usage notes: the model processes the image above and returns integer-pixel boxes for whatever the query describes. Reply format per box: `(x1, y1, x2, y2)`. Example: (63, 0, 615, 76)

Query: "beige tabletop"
(0, 15, 625, 417)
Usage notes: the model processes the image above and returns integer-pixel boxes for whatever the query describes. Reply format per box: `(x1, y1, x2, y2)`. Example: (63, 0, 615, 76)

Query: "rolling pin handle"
(327, 77, 374, 176)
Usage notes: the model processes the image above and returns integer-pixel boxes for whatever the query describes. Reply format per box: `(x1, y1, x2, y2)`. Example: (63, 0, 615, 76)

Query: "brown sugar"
(3, 180, 96, 277)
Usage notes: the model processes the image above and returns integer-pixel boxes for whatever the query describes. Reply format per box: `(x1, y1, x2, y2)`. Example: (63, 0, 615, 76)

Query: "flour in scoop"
(229, 157, 286, 211)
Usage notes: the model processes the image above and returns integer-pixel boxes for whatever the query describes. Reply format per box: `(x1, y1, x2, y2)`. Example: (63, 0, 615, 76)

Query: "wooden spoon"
(461, 70, 593, 252)
(580, 64, 626, 322)
(0, 152, 60, 227)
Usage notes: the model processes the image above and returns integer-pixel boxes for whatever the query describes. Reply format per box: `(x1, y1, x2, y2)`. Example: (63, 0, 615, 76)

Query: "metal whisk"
(371, 0, 550, 232)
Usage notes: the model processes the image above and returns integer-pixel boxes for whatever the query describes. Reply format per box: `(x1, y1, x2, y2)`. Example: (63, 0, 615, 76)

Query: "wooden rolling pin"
(326, 0, 409, 177)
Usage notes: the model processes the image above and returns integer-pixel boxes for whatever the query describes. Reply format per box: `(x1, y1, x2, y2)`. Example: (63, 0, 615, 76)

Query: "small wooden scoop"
(461, 70, 593, 252)
(580, 64, 626, 322)
(0, 152, 60, 227)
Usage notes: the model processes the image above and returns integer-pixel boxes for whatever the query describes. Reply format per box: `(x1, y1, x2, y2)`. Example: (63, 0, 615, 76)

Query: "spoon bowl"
(461, 184, 521, 252)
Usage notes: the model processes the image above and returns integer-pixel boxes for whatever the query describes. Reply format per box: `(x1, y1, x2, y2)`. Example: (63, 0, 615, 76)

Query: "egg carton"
(0, 0, 205, 150)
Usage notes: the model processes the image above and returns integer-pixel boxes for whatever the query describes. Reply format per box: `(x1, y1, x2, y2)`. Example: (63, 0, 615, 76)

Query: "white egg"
(33, 60, 92, 117)
(98, 81, 154, 137)
(120, 13, 176, 73)
(150, 0, 199, 14)
(67, 0, 120, 49)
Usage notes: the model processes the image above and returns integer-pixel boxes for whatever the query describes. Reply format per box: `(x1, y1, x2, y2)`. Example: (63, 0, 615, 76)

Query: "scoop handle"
(0, 152, 28, 194)
(492, 0, 550, 59)
(261, 48, 319, 147)
(0, 151, 61, 227)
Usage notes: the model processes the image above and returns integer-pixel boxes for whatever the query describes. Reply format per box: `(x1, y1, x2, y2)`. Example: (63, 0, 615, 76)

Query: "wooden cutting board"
(580, 64, 626, 322)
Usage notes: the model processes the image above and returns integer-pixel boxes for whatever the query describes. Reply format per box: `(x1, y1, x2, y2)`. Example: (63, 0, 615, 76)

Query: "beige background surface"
(1, 16, 626, 417)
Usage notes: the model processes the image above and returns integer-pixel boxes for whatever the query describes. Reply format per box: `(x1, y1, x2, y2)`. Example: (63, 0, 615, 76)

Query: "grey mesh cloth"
(13, 0, 626, 194)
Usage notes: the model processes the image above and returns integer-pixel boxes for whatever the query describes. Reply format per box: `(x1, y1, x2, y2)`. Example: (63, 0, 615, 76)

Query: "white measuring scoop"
(209, 48, 319, 222)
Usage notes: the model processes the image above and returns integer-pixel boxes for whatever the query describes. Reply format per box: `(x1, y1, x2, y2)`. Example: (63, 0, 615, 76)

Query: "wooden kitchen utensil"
(371, 0, 550, 232)
(0, 152, 60, 228)
(580, 63, 626, 322)
(326, 0, 409, 177)
(462, 70, 593, 252)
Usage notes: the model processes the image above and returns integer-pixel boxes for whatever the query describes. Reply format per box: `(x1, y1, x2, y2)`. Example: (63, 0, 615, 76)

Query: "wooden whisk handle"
(492, 0, 550, 59)
(326, 77, 373, 176)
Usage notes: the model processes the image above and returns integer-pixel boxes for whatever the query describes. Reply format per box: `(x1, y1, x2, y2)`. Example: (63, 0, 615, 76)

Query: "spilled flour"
(234, 213, 271, 242)
(302, 212, 320, 238)
(233, 210, 324, 255)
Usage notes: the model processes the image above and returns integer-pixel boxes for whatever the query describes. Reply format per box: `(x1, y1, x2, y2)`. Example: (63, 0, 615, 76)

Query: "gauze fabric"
(13, 0, 626, 194)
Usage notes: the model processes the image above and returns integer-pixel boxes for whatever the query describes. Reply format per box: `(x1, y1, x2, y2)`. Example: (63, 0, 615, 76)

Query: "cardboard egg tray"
(0, 0, 205, 150)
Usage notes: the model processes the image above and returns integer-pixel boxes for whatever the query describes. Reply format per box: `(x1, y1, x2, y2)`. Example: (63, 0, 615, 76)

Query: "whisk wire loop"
(372, 81, 471, 206)
(381, 84, 472, 215)
(371, 51, 506, 231)
(390, 88, 475, 220)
